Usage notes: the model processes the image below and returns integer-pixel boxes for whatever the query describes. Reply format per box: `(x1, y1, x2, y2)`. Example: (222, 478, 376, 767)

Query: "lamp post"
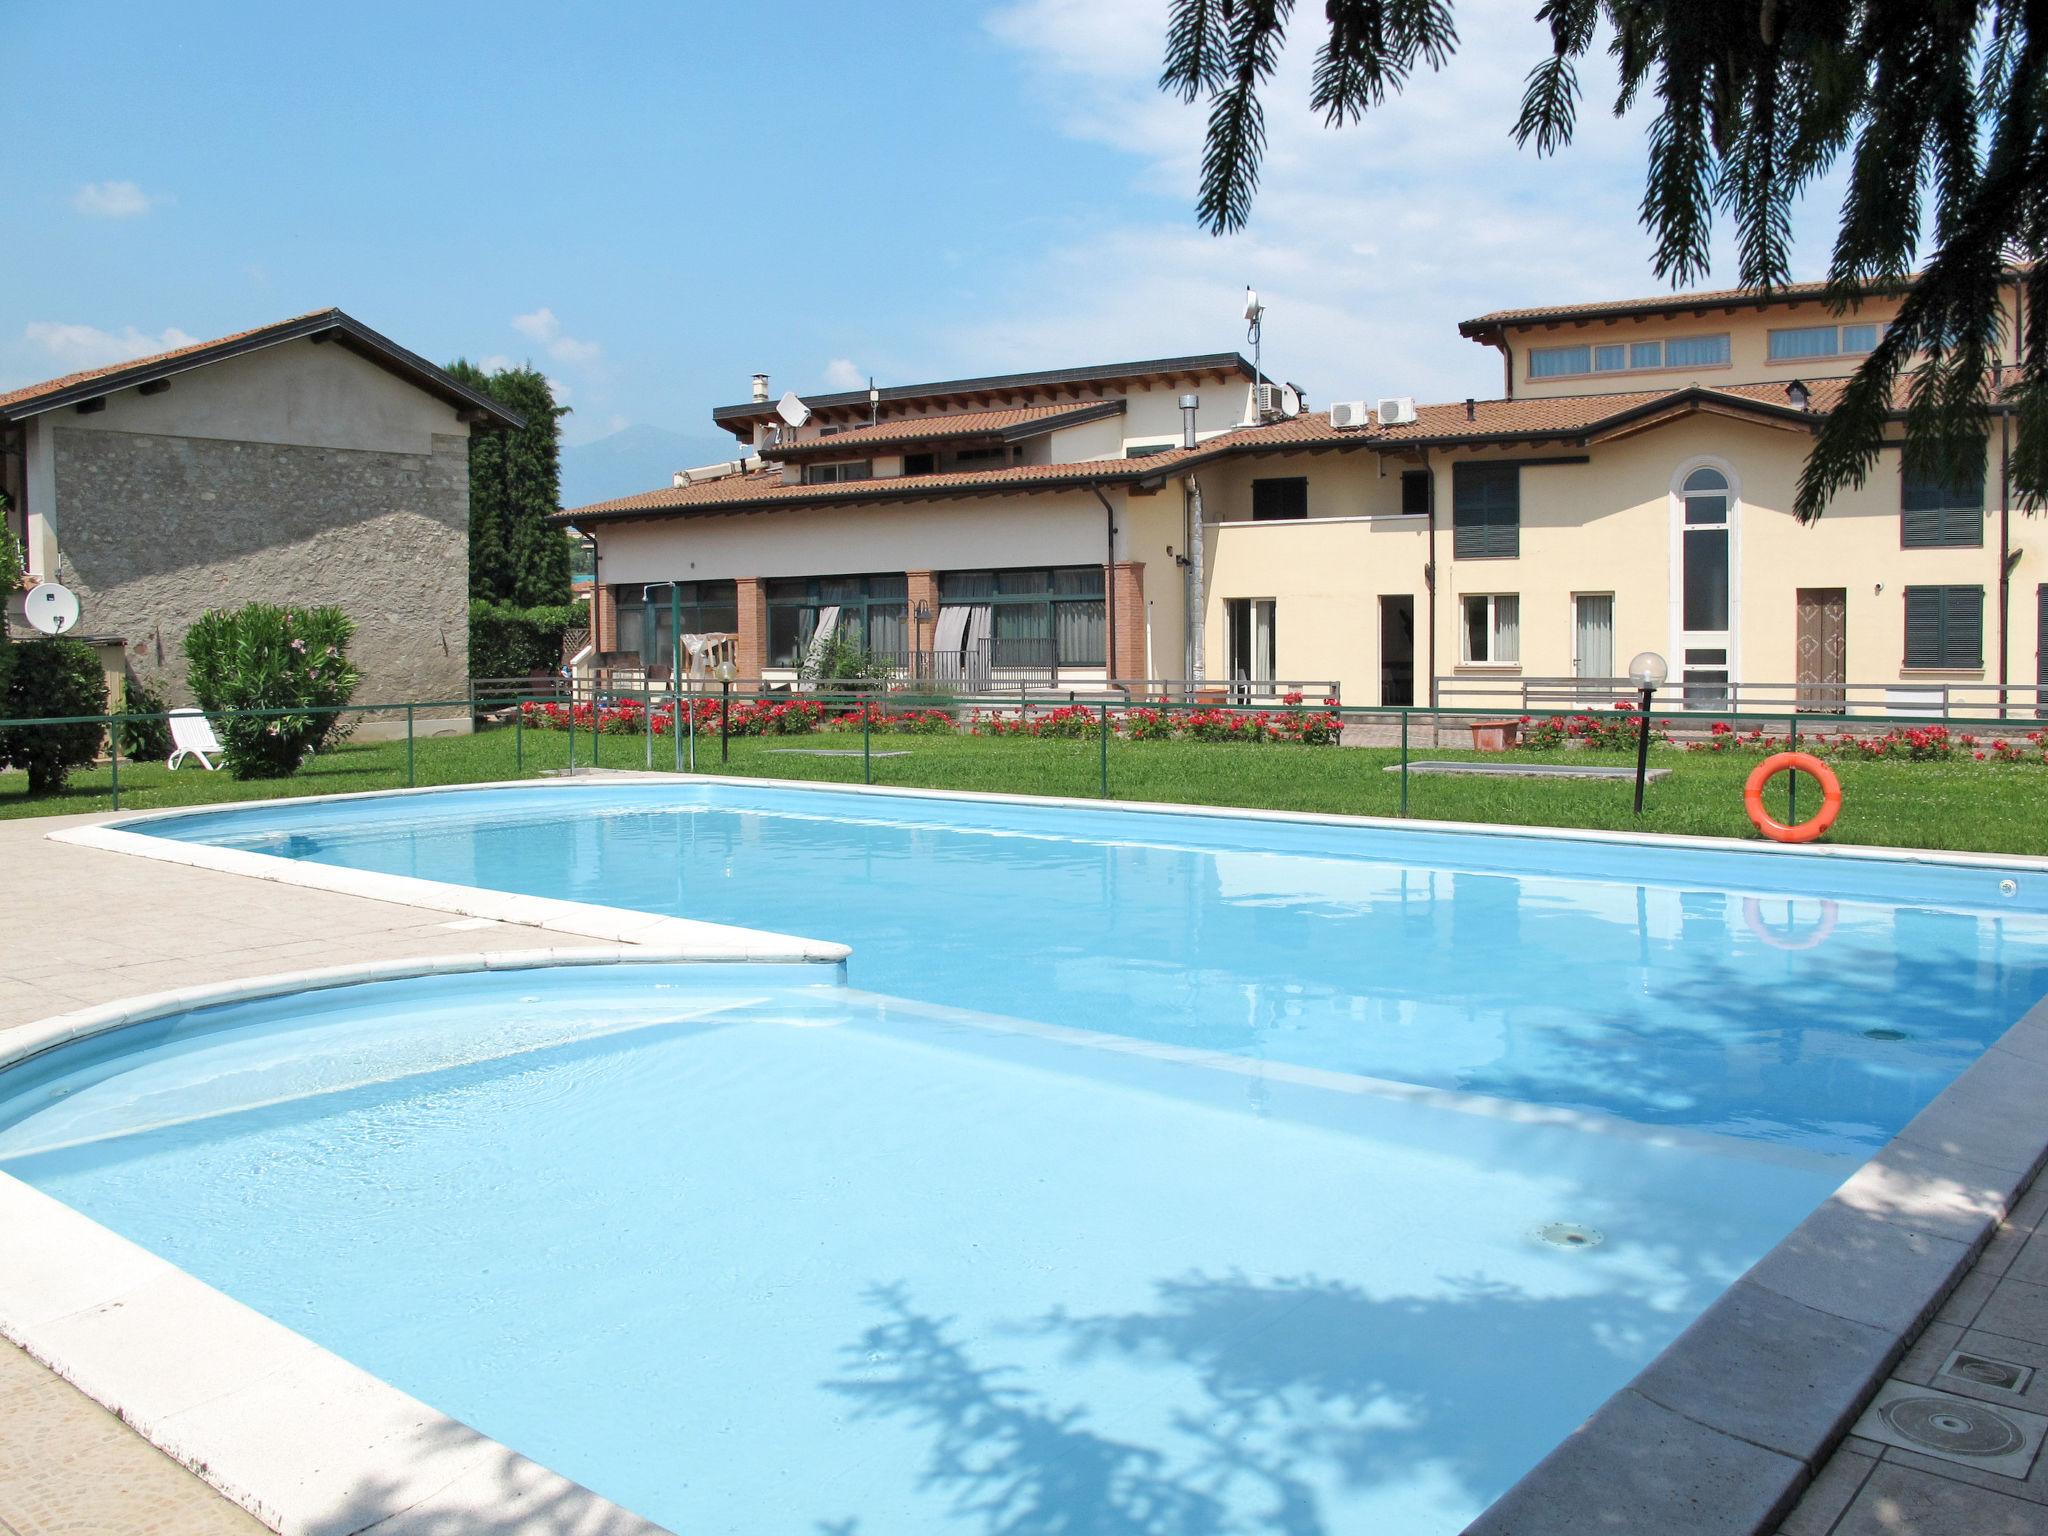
(1628, 651, 1669, 816)
(715, 659, 734, 766)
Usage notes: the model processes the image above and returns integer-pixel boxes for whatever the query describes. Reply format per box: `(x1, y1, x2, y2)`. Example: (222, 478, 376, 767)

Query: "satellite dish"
(24, 581, 80, 636)
(1279, 384, 1302, 418)
(776, 390, 811, 428)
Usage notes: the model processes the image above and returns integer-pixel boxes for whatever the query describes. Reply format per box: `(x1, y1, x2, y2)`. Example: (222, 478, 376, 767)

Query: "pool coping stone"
(25, 771, 2048, 1536)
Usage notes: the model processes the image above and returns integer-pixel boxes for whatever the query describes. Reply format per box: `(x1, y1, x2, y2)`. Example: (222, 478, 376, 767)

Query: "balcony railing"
(1433, 673, 2048, 719)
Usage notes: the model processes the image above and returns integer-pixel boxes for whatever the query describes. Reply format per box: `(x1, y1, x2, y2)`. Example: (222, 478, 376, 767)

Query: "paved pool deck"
(0, 803, 2043, 1535)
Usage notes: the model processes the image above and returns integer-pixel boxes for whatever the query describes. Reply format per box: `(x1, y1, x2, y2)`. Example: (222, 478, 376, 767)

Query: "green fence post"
(406, 704, 416, 787)
(1788, 713, 1799, 823)
(644, 685, 654, 771)
(863, 700, 873, 785)
(1399, 709, 1410, 817)
(108, 714, 120, 810)
(1099, 702, 1110, 799)
(515, 700, 524, 774)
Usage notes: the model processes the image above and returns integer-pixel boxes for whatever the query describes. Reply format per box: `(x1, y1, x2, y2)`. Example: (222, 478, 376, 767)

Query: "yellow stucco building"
(559, 275, 2045, 717)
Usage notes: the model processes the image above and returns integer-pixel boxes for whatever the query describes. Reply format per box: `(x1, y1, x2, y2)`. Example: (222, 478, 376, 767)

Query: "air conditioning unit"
(1376, 395, 1418, 426)
(1255, 382, 1284, 421)
(1330, 400, 1371, 430)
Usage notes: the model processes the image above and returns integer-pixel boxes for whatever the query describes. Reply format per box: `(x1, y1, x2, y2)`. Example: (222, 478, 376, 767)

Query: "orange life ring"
(1743, 752, 1842, 843)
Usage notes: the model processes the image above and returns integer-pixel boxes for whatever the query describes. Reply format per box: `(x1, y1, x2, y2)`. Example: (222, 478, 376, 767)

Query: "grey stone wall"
(50, 427, 471, 714)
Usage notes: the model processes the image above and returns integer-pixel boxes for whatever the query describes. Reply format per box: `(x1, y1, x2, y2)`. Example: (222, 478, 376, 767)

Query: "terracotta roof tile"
(1456, 275, 1937, 335)
(556, 376, 1891, 525)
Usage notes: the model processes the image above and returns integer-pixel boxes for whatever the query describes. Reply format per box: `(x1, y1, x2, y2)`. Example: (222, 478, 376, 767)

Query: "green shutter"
(1900, 454, 1985, 548)
(1904, 585, 1984, 667)
(1453, 463, 1519, 559)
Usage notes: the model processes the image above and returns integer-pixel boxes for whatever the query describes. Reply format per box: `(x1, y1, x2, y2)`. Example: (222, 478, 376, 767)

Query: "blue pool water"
(144, 782, 2048, 1155)
(1, 783, 2044, 1534)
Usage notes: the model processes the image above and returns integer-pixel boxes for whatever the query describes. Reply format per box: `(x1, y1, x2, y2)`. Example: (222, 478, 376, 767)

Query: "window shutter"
(1904, 588, 1944, 667)
(1452, 463, 1519, 559)
(1252, 477, 1308, 521)
(1901, 454, 1985, 548)
(1905, 586, 1985, 667)
(1948, 586, 1983, 667)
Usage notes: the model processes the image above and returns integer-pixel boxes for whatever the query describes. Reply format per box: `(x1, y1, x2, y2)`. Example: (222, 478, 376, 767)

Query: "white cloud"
(512, 307, 603, 367)
(72, 180, 164, 218)
(821, 357, 865, 390)
(23, 321, 200, 372)
(976, 0, 1849, 405)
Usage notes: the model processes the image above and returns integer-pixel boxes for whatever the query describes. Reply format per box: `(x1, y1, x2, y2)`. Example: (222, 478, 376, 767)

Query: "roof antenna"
(869, 376, 878, 426)
(1244, 287, 1266, 423)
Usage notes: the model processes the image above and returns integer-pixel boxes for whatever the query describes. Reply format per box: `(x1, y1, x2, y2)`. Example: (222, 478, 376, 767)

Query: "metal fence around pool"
(2, 680, 2042, 841)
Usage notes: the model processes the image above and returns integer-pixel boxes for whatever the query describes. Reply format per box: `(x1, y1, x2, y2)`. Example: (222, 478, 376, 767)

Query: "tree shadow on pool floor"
(816, 1270, 1680, 1536)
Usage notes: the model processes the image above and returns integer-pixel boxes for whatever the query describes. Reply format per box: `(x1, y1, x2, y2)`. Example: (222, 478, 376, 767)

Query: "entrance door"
(1378, 595, 1414, 706)
(1573, 594, 1614, 690)
(1795, 588, 1847, 713)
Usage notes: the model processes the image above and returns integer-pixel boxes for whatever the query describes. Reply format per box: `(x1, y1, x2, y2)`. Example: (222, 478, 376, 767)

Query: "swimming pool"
(6, 781, 2046, 1534)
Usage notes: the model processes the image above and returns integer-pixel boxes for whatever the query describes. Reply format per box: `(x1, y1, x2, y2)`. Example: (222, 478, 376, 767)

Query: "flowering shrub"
(1974, 732, 2048, 764)
(520, 695, 1341, 748)
(183, 603, 361, 778)
(1516, 703, 1671, 753)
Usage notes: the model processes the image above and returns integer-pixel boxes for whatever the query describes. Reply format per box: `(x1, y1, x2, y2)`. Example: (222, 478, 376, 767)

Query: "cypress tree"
(447, 362, 568, 605)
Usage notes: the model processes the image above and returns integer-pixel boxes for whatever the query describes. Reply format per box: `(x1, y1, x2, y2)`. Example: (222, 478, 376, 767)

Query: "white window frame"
(1767, 322, 1883, 363)
(1526, 332, 1732, 382)
(1461, 593, 1521, 666)
(1667, 455, 1742, 693)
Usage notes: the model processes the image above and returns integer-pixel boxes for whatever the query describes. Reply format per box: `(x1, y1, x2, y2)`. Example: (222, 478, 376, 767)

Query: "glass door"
(1573, 594, 1614, 686)
(1678, 467, 1733, 707)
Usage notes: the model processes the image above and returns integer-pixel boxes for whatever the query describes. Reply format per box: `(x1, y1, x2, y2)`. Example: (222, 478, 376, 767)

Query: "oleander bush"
(183, 603, 361, 778)
(117, 668, 173, 760)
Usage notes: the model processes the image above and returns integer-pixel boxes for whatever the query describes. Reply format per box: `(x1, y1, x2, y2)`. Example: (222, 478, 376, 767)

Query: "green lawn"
(5, 721, 2042, 854)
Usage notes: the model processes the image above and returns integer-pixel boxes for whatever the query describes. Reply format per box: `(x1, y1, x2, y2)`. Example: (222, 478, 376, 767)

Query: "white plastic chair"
(166, 708, 224, 772)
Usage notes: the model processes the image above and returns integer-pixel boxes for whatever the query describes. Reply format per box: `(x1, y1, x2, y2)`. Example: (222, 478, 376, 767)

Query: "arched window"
(1681, 466, 1731, 634)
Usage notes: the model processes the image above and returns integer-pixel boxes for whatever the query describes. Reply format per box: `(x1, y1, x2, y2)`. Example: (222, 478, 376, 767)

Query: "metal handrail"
(1433, 673, 2048, 719)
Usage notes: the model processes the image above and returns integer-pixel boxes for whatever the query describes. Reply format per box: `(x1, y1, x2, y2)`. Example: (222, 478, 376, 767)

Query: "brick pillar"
(594, 584, 618, 656)
(1109, 561, 1146, 681)
(735, 577, 769, 679)
(906, 569, 939, 657)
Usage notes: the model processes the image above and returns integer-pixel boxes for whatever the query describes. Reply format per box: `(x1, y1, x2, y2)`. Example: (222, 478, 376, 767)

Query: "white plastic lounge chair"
(166, 708, 224, 771)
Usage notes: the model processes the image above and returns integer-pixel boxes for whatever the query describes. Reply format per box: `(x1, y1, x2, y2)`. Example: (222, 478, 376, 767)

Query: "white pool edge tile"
(0, 1172, 669, 1535)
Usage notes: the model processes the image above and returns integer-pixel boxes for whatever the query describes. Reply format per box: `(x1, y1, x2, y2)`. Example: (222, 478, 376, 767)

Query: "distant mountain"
(559, 423, 741, 510)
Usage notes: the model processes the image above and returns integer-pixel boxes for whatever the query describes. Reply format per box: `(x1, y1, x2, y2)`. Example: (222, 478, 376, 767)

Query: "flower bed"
(518, 699, 1342, 746)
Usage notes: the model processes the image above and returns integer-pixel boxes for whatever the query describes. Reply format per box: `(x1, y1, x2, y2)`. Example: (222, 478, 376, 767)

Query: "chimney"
(751, 372, 770, 403)
(1464, 397, 1476, 422)
(1179, 393, 1200, 449)
(673, 470, 687, 489)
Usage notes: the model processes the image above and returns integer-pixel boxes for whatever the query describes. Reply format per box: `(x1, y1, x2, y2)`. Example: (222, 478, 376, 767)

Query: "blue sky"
(5, 0, 1853, 475)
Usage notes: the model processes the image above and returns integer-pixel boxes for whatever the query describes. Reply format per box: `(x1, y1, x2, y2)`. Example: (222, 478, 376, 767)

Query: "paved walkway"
(1776, 1165, 2048, 1534)
(0, 808, 2042, 1534)
(0, 811, 623, 1536)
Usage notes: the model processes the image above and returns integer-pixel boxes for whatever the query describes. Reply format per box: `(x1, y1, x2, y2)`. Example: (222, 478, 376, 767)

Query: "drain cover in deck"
(1851, 1381, 2047, 1478)
(1939, 1349, 2037, 1395)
